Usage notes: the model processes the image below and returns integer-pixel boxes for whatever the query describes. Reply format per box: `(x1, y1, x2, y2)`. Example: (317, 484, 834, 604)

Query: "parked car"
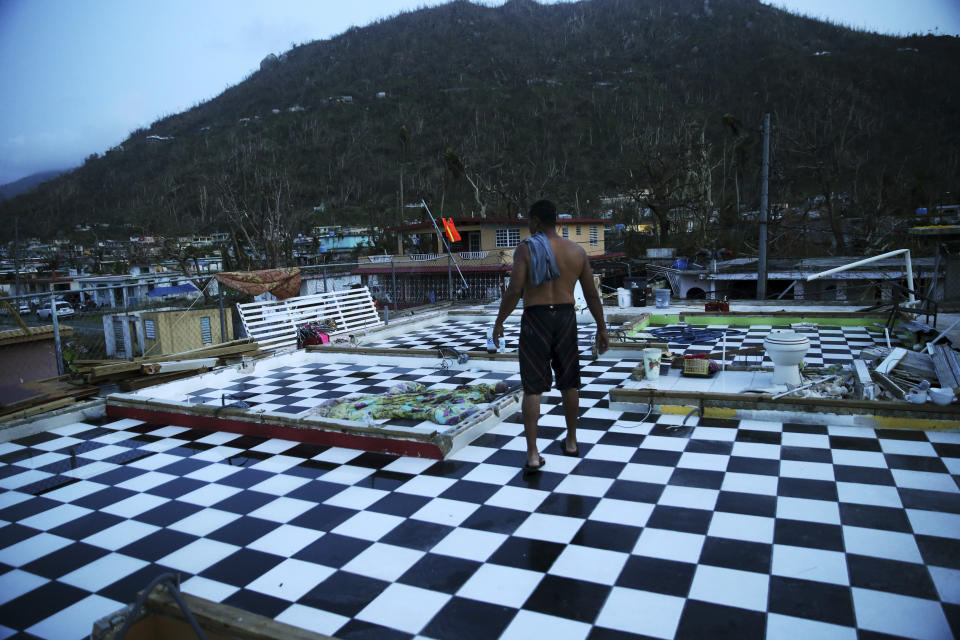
(36, 301, 75, 320)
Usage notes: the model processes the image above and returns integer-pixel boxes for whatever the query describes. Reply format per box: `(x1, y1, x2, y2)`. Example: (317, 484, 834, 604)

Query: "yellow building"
(105, 307, 232, 358)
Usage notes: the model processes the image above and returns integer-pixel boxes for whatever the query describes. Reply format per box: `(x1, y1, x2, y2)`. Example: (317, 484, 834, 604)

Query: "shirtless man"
(493, 200, 609, 474)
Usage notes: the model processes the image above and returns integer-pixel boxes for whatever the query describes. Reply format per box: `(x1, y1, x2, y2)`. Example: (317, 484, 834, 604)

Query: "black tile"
(0, 523, 41, 549)
(367, 492, 431, 518)
(0, 496, 59, 522)
(135, 500, 201, 527)
(381, 519, 453, 552)
(646, 505, 713, 534)
(839, 503, 912, 532)
(204, 515, 277, 546)
(201, 548, 286, 586)
(933, 442, 960, 459)
(783, 423, 829, 435)
(217, 468, 275, 489)
(944, 602, 960, 640)
(142, 477, 207, 499)
(699, 537, 771, 573)
(596, 431, 647, 447)
(774, 519, 845, 552)
(675, 599, 765, 639)
(398, 553, 481, 594)
(685, 439, 734, 456)
(439, 480, 501, 505)
(489, 536, 566, 573)
(630, 449, 683, 467)
(604, 480, 665, 503)
(569, 459, 627, 480)
(571, 520, 642, 553)
(916, 534, 960, 570)
(588, 626, 652, 640)
(282, 443, 330, 459)
(726, 456, 780, 476)
(523, 574, 610, 623)
(899, 488, 960, 514)
(460, 505, 527, 535)
(48, 511, 124, 541)
(222, 587, 290, 618)
(697, 417, 740, 429)
(875, 429, 927, 441)
(846, 554, 938, 599)
(119, 528, 198, 562)
(284, 479, 350, 503)
(22, 541, 107, 579)
(649, 424, 695, 438)
(0, 579, 88, 630)
(336, 619, 413, 640)
(98, 562, 169, 603)
(289, 504, 357, 532)
(212, 490, 277, 515)
(829, 436, 882, 452)
(616, 555, 696, 597)
(781, 446, 833, 463)
(736, 429, 781, 445)
(669, 468, 724, 490)
(84, 466, 147, 486)
(422, 459, 476, 480)
(292, 532, 371, 568)
(422, 596, 513, 640)
(73, 486, 139, 510)
(884, 454, 949, 473)
(535, 493, 600, 518)
(13, 432, 60, 447)
(154, 458, 212, 477)
(715, 492, 777, 518)
(777, 477, 839, 502)
(299, 571, 390, 617)
(354, 470, 415, 492)
(833, 466, 895, 486)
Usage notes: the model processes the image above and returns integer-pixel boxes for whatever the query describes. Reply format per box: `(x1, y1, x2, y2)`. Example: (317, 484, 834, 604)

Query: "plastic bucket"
(654, 289, 670, 309)
(617, 288, 630, 308)
(643, 348, 662, 381)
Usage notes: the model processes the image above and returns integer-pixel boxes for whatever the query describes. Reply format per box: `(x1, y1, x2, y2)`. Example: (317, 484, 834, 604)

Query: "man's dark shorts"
(519, 303, 581, 394)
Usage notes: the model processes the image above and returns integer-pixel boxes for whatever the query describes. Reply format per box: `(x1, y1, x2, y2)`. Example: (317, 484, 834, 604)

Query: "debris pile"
(859, 344, 959, 405)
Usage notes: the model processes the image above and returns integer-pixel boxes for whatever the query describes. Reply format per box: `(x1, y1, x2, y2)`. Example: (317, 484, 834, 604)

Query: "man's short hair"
(528, 200, 557, 225)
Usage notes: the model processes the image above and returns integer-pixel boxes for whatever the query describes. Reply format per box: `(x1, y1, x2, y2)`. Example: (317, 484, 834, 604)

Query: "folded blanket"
(523, 231, 559, 286)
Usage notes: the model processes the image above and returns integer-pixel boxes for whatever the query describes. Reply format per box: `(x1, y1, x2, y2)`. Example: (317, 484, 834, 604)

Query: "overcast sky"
(1, 0, 958, 186)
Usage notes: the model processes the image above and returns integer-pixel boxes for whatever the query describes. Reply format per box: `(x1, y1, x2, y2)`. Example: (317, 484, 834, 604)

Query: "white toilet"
(763, 329, 810, 386)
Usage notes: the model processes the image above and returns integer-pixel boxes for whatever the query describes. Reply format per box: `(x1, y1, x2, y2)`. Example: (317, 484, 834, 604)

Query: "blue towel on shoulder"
(523, 232, 560, 286)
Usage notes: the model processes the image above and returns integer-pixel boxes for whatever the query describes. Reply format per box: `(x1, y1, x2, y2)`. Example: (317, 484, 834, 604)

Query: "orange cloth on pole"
(442, 218, 461, 242)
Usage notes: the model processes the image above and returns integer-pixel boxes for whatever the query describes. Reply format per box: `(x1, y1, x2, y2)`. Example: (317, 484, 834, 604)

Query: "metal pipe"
(805, 248, 916, 304)
(50, 292, 64, 375)
(218, 286, 226, 343)
(757, 113, 770, 300)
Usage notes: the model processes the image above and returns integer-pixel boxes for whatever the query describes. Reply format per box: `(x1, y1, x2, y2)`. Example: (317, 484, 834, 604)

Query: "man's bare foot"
(562, 439, 579, 457)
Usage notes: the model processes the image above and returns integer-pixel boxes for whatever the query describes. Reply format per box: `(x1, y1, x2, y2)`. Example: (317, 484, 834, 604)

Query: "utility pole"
(757, 113, 771, 300)
(14, 217, 20, 298)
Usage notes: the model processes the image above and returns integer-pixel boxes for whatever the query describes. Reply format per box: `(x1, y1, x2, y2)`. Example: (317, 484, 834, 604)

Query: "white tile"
(906, 509, 960, 539)
(632, 528, 705, 564)
(852, 587, 953, 640)
(138, 438, 188, 453)
(27, 594, 121, 640)
(618, 463, 673, 485)
(412, 498, 479, 527)
(381, 457, 436, 475)
(771, 544, 849, 586)
(250, 438, 299, 454)
(128, 452, 181, 470)
(185, 462, 242, 483)
(60, 553, 147, 591)
(0, 532, 71, 566)
(275, 604, 348, 637)
(690, 426, 738, 441)
(639, 435, 688, 451)
(194, 431, 243, 446)
(246, 558, 333, 600)
(781, 431, 830, 449)
(178, 482, 242, 507)
(456, 563, 543, 608)
(0, 491, 31, 509)
(721, 472, 779, 496)
(357, 583, 450, 635)
(776, 497, 840, 525)
(248, 497, 315, 523)
(708, 512, 775, 544)
(835, 482, 903, 508)
(594, 586, 684, 639)
(549, 544, 628, 584)
(688, 564, 769, 611)
(180, 576, 239, 603)
(397, 474, 457, 497)
(190, 446, 245, 463)
(589, 498, 654, 529)
(513, 513, 584, 544)
(343, 542, 424, 582)
(159, 539, 239, 574)
(332, 511, 404, 541)
(101, 493, 169, 518)
(431, 527, 507, 562)
(779, 460, 834, 481)
(51, 422, 96, 436)
(929, 565, 960, 605)
(830, 449, 887, 468)
(892, 469, 959, 494)
(500, 610, 591, 640)
(585, 444, 636, 463)
(731, 441, 781, 460)
(447, 446, 496, 463)
(248, 474, 311, 496)
(659, 485, 718, 511)
(83, 520, 159, 550)
(116, 471, 178, 492)
(323, 486, 389, 511)
(485, 485, 550, 512)
(0, 469, 51, 490)
(677, 451, 728, 471)
(42, 480, 108, 504)
(169, 508, 240, 537)
(766, 613, 857, 640)
(31, 436, 83, 452)
(20, 503, 92, 531)
(553, 474, 614, 498)
(461, 463, 519, 485)
(842, 525, 923, 564)
(247, 524, 323, 557)
(63, 461, 116, 480)
(878, 439, 937, 457)
(0, 569, 46, 605)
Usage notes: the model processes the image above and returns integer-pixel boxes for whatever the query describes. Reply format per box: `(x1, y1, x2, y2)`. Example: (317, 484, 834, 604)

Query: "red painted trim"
(106, 404, 445, 459)
(352, 265, 511, 275)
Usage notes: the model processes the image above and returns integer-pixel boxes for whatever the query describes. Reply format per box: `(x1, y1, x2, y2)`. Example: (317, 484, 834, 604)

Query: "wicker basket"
(683, 358, 711, 376)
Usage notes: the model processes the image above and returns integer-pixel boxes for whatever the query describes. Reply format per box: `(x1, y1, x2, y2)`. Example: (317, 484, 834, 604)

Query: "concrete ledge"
(0, 398, 107, 443)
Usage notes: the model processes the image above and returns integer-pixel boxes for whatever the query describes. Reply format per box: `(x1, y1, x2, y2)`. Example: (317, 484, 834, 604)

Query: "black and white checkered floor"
(1, 354, 958, 639)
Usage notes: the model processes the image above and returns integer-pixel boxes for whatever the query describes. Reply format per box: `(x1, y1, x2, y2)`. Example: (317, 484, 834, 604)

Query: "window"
(495, 228, 520, 248)
(561, 226, 569, 238)
(200, 317, 212, 344)
(144, 319, 156, 339)
(589, 226, 598, 246)
(576, 225, 582, 236)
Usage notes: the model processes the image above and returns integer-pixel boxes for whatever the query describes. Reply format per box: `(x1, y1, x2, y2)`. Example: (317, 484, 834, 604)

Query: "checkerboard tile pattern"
(184, 363, 521, 428)
(649, 324, 896, 368)
(1, 372, 958, 639)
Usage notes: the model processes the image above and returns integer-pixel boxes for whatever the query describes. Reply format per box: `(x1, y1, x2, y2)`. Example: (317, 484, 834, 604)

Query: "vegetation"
(2, 0, 958, 264)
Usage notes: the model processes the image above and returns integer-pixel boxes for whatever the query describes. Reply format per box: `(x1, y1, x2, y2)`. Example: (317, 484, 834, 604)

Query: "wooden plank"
(875, 348, 908, 375)
(118, 369, 211, 391)
(141, 358, 218, 375)
(0, 384, 48, 410)
(932, 344, 960, 389)
(0, 397, 75, 422)
(871, 370, 906, 400)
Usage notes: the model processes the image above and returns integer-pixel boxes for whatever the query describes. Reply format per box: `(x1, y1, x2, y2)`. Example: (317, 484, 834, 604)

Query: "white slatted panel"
(237, 287, 383, 352)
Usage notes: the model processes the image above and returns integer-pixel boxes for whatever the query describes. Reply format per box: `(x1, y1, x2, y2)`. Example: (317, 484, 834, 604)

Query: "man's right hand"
(595, 328, 609, 355)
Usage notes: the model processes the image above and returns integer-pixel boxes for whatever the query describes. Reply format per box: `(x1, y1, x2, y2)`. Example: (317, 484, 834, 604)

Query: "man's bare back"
(518, 234, 588, 308)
